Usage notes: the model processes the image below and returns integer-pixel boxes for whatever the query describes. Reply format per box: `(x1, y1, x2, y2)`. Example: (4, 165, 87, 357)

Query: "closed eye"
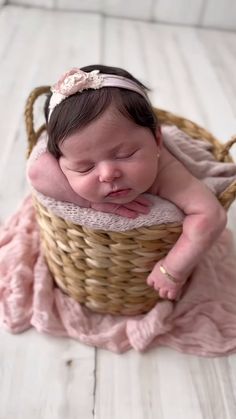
(78, 166, 95, 173)
(116, 150, 137, 159)
(69, 165, 95, 174)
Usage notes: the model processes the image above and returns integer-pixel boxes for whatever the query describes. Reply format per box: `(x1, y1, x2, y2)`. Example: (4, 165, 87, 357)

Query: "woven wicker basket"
(25, 86, 236, 316)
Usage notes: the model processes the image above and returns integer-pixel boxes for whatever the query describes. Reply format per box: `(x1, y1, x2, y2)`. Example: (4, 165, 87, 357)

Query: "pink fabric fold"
(1, 196, 236, 356)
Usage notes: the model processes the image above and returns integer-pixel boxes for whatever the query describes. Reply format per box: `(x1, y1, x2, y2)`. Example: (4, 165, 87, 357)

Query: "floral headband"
(48, 67, 149, 120)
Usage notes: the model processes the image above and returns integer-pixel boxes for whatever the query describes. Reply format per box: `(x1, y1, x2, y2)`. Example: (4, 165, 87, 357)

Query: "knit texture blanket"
(0, 125, 236, 355)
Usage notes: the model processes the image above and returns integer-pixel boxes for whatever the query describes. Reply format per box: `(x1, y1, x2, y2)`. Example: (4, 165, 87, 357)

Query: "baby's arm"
(27, 152, 90, 207)
(27, 150, 151, 218)
(147, 148, 227, 300)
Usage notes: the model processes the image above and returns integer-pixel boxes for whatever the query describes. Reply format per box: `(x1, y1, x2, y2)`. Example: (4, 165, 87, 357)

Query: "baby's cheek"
(71, 175, 95, 200)
(132, 162, 157, 190)
(58, 157, 66, 171)
(58, 159, 71, 181)
(61, 168, 74, 186)
(68, 175, 84, 195)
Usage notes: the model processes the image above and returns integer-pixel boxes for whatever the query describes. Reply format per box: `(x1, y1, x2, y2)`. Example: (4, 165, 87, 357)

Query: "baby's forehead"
(59, 103, 156, 161)
(62, 108, 139, 143)
(92, 105, 132, 128)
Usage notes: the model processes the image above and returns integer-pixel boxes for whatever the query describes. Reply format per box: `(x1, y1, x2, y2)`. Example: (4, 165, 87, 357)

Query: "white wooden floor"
(1, 5, 236, 419)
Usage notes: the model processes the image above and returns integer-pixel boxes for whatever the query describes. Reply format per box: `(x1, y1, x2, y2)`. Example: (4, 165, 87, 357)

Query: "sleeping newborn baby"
(27, 65, 227, 300)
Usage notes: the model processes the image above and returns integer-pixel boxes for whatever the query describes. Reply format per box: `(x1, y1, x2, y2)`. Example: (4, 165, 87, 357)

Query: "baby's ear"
(155, 126, 162, 148)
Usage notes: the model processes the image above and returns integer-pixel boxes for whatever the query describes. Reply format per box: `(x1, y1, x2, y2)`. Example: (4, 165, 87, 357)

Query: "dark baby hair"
(45, 64, 159, 158)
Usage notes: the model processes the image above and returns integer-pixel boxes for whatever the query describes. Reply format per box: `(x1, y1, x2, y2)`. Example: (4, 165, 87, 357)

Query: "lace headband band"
(48, 68, 149, 120)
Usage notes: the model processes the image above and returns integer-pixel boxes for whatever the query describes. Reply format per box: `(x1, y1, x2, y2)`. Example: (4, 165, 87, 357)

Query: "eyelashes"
(72, 150, 138, 174)
(115, 150, 137, 159)
(75, 165, 95, 174)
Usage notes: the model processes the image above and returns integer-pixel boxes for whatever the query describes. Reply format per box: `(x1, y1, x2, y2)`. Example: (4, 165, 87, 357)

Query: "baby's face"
(59, 106, 161, 204)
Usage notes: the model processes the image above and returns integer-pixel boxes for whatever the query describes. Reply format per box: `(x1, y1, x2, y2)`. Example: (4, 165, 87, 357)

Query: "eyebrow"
(65, 142, 131, 166)
(60, 152, 93, 166)
(108, 142, 135, 156)
(67, 159, 93, 168)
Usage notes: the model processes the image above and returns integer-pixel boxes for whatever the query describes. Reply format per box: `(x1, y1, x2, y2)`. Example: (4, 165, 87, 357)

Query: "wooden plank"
(10, 0, 153, 19)
(153, 0, 204, 26)
(95, 348, 236, 419)
(201, 0, 236, 31)
(197, 30, 236, 117)
(0, 330, 95, 419)
(56, 0, 101, 12)
(103, 0, 153, 20)
(11, 0, 101, 11)
(7, 0, 236, 30)
(9, 0, 55, 8)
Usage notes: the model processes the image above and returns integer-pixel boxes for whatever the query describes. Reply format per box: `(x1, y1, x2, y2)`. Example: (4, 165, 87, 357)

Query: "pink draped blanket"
(1, 196, 236, 356)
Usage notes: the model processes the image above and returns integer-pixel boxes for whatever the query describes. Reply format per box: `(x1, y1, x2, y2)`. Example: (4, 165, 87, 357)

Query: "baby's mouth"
(106, 188, 132, 198)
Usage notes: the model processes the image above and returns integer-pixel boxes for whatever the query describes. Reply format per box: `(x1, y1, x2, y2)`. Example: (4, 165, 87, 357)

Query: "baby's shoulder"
(150, 144, 194, 197)
(158, 145, 176, 172)
(149, 145, 181, 192)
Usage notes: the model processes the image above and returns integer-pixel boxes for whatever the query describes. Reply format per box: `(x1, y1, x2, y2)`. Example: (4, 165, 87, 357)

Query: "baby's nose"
(98, 163, 121, 183)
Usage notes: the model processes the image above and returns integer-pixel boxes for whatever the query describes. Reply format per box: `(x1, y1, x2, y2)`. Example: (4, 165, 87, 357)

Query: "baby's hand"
(91, 195, 152, 218)
(147, 259, 187, 300)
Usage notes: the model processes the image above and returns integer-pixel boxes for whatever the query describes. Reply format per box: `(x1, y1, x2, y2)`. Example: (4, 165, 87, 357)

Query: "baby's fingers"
(92, 203, 138, 218)
(112, 206, 138, 218)
(124, 200, 151, 214)
(134, 195, 152, 207)
(146, 274, 155, 287)
(167, 290, 178, 300)
(157, 288, 167, 299)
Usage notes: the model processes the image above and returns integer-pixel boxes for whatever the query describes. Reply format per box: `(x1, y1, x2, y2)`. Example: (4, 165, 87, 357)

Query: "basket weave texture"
(25, 86, 236, 316)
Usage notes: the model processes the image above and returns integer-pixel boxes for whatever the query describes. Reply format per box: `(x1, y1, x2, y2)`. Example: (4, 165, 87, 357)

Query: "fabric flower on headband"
(49, 68, 103, 115)
(52, 68, 103, 95)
